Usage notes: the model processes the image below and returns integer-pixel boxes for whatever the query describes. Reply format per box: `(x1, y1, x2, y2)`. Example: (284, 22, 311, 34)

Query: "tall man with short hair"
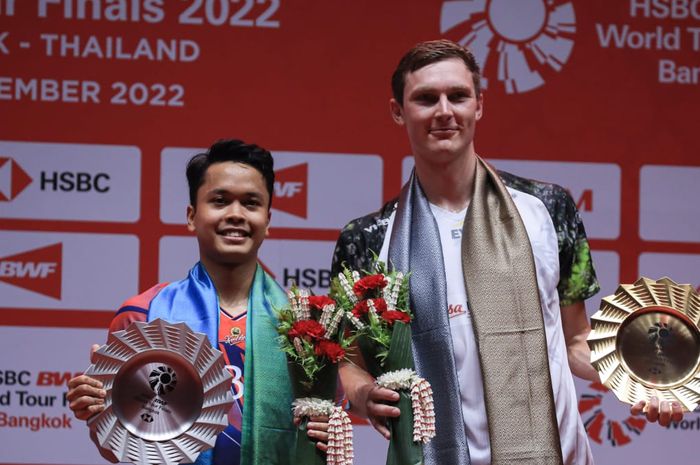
(333, 40, 682, 465)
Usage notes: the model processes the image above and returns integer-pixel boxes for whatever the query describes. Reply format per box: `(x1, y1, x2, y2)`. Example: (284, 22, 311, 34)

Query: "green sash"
(240, 265, 296, 464)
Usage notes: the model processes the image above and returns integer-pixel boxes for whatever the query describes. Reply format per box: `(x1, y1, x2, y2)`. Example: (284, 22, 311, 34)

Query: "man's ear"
(186, 204, 196, 232)
(390, 98, 404, 126)
(265, 209, 271, 237)
(475, 93, 484, 121)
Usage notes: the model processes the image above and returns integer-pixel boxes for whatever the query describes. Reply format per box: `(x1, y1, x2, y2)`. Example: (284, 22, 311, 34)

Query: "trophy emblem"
(85, 319, 234, 464)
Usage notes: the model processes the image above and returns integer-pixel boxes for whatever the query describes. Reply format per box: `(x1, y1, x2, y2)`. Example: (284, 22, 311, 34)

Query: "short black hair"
(391, 39, 482, 105)
(186, 139, 274, 207)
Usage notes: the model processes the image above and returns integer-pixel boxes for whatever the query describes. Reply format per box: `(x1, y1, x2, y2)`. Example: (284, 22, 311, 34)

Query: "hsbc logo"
(0, 243, 62, 299)
(273, 163, 307, 219)
(0, 157, 32, 201)
(283, 267, 331, 289)
(439, 0, 576, 94)
(0, 142, 140, 222)
(39, 171, 111, 193)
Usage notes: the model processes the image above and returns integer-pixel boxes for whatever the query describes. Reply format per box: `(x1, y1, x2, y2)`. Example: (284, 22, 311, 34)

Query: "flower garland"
(331, 260, 437, 457)
(278, 286, 351, 382)
(278, 285, 354, 465)
(375, 369, 436, 444)
(292, 398, 354, 465)
(332, 263, 412, 366)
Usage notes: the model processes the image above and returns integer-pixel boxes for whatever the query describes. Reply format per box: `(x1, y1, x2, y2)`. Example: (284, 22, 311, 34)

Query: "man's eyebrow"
(408, 84, 471, 95)
(206, 188, 230, 196)
(206, 188, 264, 198)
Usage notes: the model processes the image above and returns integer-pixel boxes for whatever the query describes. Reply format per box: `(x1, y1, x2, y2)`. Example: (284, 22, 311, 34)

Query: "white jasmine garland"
(288, 290, 303, 321)
(293, 337, 304, 357)
(411, 378, 436, 443)
(292, 397, 336, 417)
(339, 273, 358, 304)
(292, 399, 354, 465)
(345, 312, 365, 330)
(375, 368, 417, 390)
(376, 369, 436, 444)
(388, 272, 404, 309)
(382, 275, 392, 302)
(324, 307, 344, 339)
(299, 288, 311, 319)
(327, 406, 354, 465)
(319, 303, 333, 328)
(367, 299, 378, 316)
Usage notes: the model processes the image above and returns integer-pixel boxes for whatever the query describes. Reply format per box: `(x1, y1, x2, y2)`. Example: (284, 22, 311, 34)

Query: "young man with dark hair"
(333, 40, 682, 465)
(67, 139, 328, 465)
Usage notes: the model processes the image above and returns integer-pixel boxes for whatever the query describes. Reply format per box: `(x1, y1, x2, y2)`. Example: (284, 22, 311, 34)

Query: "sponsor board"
(0, 243, 62, 299)
(574, 378, 700, 464)
(0, 325, 108, 464)
(440, 0, 576, 94)
(639, 165, 700, 243)
(589, 250, 620, 314)
(0, 231, 138, 310)
(638, 253, 700, 291)
(576, 380, 648, 448)
(158, 236, 335, 296)
(353, 424, 387, 464)
(157, 236, 199, 283)
(0, 141, 140, 222)
(574, 250, 700, 464)
(160, 148, 382, 229)
(402, 157, 621, 239)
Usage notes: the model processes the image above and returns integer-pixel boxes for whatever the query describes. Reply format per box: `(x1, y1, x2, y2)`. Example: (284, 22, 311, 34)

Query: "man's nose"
(435, 94, 452, 117)
(225, 202, 245, 221)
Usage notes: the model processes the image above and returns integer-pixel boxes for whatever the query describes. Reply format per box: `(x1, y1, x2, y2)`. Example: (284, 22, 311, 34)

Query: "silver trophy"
(85, 319, 234, 464)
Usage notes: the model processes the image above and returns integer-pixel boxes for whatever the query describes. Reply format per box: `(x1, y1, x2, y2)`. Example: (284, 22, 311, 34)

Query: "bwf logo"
(273, 163, 307, 219)
(0, 157, 32, 201)
(0, 243, 62, 299)
(440, 0, 576, 94)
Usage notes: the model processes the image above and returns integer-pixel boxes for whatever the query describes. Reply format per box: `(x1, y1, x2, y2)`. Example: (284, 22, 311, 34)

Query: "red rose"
(352, 300, 370, 318)
(288, 320, 325, 340)
(372, 298, 388, 314)
(353, 274, 388, 297)
(381, 310, 411, 326)
(308, 295, 336, 310)
(314, 339, 346, 363)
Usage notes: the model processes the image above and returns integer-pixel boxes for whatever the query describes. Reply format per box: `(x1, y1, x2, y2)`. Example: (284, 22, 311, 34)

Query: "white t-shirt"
(378, 188, 593, 465)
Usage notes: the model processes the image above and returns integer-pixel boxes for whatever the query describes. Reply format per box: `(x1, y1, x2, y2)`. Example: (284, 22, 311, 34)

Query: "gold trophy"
(588, 277, 700, 411)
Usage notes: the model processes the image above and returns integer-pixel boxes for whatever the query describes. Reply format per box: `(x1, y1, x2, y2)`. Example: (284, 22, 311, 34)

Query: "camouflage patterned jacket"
(331, 170, 600, 307)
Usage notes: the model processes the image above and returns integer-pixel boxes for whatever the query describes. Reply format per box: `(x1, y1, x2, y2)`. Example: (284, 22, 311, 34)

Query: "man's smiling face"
(187, 161, 270, 269)
(391, 58, 483, 167)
